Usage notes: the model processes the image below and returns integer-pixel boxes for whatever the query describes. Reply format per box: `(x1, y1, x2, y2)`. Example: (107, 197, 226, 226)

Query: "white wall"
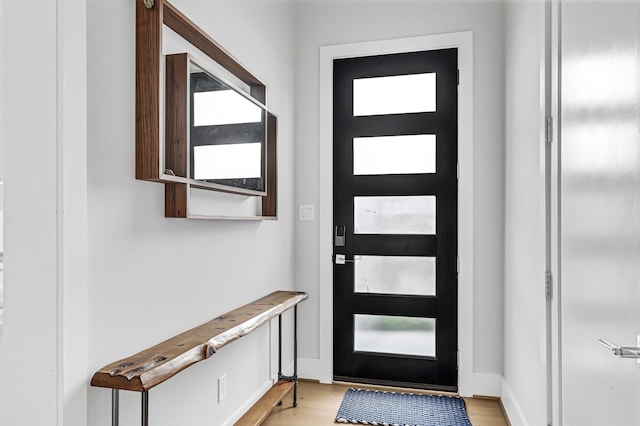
(0, 0, 4, 423)
(2, 1, 89, 425)
(294, 0, 505, 380)
(86, 0, 296, 425)
(60, 2, 90, 425)
(3, 1, 64, 424)
(502, 1, 547, 425)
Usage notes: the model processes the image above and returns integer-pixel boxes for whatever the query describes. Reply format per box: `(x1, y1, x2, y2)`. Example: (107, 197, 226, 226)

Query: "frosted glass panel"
(354, 315, 435, 357)
(560, 3, 640, 425)
(355, 256, 435, 296)
(353, 73, 436, 116)
(193, 90, 262, 126)
(193, 143, 262, 179)
(353, 135, 436, 175)
(354, 196, 435, 234)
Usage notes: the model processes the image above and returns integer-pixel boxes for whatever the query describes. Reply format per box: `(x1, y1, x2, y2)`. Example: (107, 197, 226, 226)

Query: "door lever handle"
(598, 339, 640, 359)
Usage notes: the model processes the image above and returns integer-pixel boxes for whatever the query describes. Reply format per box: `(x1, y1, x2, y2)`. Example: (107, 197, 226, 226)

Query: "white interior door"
(560, 1, 640, 424)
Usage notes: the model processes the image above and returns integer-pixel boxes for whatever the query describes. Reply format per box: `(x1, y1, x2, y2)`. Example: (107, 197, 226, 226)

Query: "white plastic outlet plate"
(218, 374, 227, 402)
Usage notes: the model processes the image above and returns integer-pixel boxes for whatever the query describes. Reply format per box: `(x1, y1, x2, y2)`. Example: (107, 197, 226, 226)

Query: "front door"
(332, 49, 458, 390)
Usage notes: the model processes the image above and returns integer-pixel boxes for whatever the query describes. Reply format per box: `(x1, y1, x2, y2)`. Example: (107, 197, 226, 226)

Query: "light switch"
(299, 204, 315, 221)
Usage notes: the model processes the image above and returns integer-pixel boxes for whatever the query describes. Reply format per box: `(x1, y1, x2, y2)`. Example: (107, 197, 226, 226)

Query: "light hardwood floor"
(263, 381, 509, 426)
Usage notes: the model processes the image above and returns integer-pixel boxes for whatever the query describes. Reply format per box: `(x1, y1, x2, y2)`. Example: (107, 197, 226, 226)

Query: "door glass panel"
(353, 134, 436, 175)
(354, 196, 435, 234)
(355, 256, 435, 296)
(353, 73, 436, 116)
(354, 314, 435, 357)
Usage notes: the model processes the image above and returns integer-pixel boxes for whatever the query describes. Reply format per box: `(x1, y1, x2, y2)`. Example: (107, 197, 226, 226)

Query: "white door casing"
(318, 32, 476, 395)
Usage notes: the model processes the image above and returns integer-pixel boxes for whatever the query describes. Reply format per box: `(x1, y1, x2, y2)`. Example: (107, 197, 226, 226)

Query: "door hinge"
(545, 271, 553, 300)
(457, 257, 460, 274)
(545, 116, 553, 144)
(457, 69, 460, 86)
(457, 163, 460, 180)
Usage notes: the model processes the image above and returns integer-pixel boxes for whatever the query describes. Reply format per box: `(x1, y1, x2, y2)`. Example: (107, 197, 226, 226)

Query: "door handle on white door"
(598, 339, 640, 359)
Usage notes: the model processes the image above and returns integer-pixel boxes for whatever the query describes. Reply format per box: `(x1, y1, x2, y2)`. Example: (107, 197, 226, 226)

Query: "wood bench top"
(91, 290, 308, 392)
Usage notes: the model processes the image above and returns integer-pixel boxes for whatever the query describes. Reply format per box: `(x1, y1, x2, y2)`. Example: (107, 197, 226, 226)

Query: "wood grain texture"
(136, 0, 162, 180)
(261, 113, 278, 218)
(135, 0, 277, 219)
(165, 53, 188, 177)
(91, 291, 308, 392)
(234, 380, 295, 426)
(163, 0, 266, 104)
(165, 182, 188, 218)
(164, 53, 189, 218)
(262, 381, 510, 426)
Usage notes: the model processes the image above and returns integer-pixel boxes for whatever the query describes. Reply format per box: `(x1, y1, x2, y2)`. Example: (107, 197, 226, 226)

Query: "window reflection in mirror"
(189, 62, 266, 194)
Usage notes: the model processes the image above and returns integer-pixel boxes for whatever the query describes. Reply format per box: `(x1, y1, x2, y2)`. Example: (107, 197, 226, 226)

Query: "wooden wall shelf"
(136, 0, 278, 219)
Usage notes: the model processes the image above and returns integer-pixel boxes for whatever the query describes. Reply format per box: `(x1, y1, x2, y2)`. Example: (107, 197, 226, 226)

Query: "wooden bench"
(91, 290, 308, 425)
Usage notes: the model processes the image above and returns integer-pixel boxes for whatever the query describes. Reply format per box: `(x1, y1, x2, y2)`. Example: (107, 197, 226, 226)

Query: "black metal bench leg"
(112, 389, 119, 426)
(293, 305, 298, 408)
(142, 390, 149, 426)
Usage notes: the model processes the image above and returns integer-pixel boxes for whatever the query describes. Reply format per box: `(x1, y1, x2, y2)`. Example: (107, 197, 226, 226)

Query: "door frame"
(318, 31, 476, 396)
(550, 0, 562, 423)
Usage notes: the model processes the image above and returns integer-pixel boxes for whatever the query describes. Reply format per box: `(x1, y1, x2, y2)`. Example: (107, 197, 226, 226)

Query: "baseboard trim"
(499, 397, 513, 426)
(298, 357, 320, 380)
(469, 372, 502, 397)
(223, 379, 274, 426)
(500, 378, 528, 426)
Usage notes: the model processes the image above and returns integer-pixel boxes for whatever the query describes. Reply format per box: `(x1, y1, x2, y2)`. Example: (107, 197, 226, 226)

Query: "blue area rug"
(335, 388, 472, 426)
